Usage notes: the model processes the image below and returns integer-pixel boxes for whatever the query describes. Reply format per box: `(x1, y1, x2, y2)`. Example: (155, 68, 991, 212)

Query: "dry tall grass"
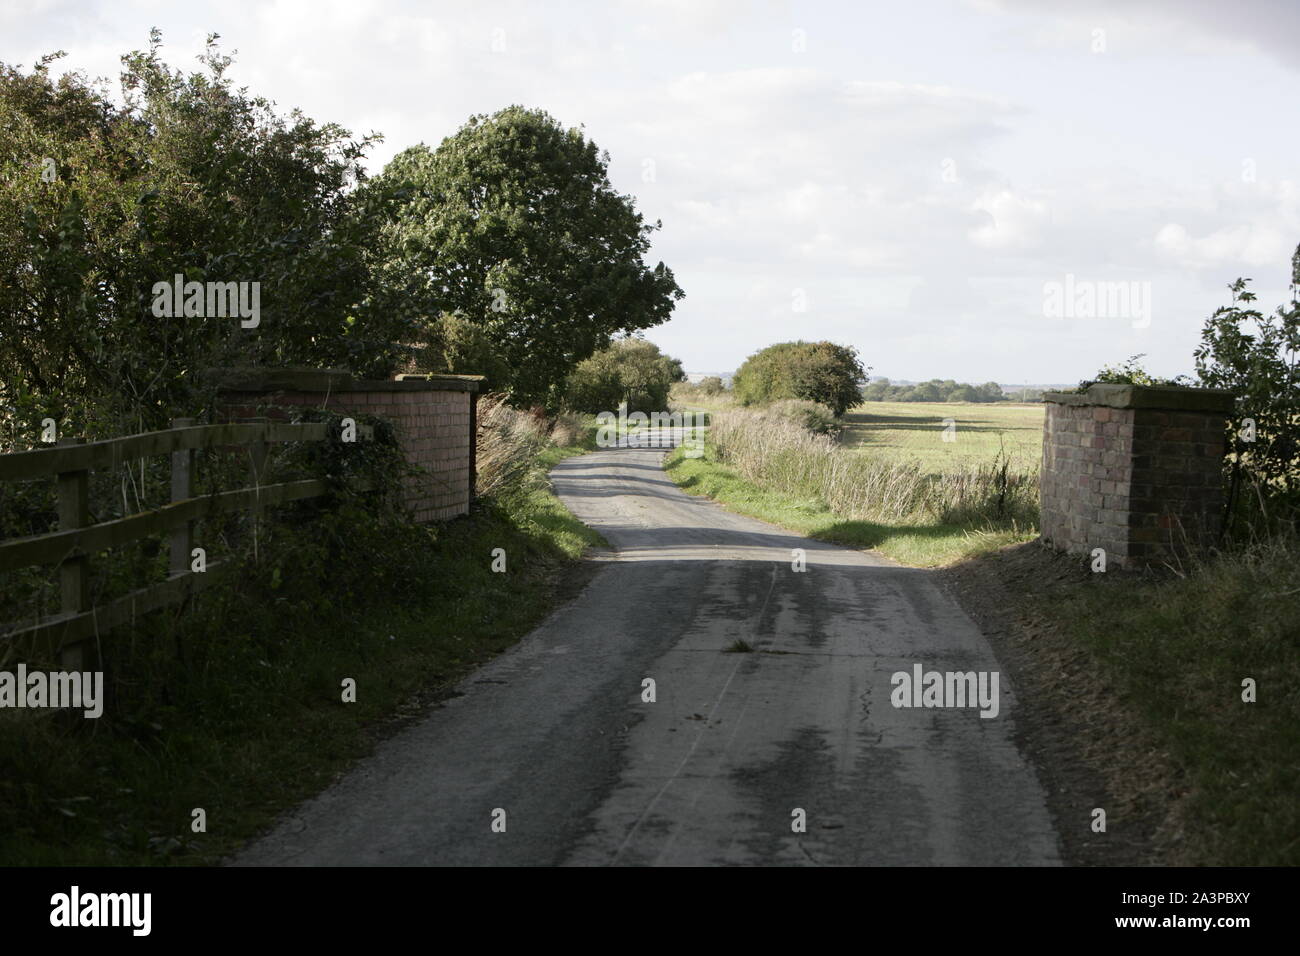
(707, 406, 1039, 527)
(669, 381, 737, 410)
(765, 398, 841, 436)
(546, 412, 585, 449)
(473, 398, 592, 500)
(474, 395, 550, 499)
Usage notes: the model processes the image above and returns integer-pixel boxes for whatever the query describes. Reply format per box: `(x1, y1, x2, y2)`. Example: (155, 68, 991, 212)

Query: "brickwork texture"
(1040, 384, 1235, 568)
(212, 369, 484, 523)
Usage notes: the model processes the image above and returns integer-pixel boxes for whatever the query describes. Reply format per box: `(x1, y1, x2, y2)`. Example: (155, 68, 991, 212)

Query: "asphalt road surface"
(234, 439, 1061, 866)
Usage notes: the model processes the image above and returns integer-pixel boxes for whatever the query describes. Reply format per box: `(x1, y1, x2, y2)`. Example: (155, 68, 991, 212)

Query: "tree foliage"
(367, 106, 684, 407)
(861, 378, 1009, 403)
(767, 398, 840, 436)
(1, 46, 687, 442)
(1080, 353, 1190, 389)
(732, 341, 865, 416)
(1194, 249, 1300, 498)
(0, 33, 398, 442)
(562, 337, 684, 414)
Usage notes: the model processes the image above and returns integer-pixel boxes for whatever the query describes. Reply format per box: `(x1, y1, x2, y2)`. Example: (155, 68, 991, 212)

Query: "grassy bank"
(1036, 537, 1299, 864)
(954, 534, 1300, 866)
(663, 403, 1036, 567)
(0, 433, 601, 866)
(665, 443, 1033, 566)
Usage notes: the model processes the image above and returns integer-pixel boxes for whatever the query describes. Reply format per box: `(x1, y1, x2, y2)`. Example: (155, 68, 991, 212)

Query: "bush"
(768, 399, 840, 436)
(698, 376, 725, 395)
(402, 311, 514, 391)
(1080, 353, 1191, 389)
(1194, 253, 1300, 504)
(0, 35, 396, 442)
(562, 337, 684, 415)
(732, 341, 865, 416)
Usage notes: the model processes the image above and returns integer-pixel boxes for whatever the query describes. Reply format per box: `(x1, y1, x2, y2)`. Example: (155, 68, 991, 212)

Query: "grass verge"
(0, 439, 602, 866)
(664, 445, 1033, 567)
(946, 535, 1300, 865)
(1041, 538, 1299, 864)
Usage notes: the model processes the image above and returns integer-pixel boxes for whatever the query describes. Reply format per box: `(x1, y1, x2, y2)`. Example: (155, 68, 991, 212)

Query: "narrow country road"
(234, 440, 1061, 866)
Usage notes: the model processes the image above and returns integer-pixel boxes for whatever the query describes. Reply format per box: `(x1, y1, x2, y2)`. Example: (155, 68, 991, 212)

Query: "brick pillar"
(206, 368, 485, 523)
(1040, 383, 1235, 568)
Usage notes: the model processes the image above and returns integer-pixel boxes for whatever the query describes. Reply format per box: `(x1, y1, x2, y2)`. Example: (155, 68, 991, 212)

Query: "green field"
(843, 401, 1044, 472)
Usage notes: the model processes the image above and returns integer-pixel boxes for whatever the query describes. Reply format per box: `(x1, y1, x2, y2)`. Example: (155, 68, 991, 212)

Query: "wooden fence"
(0, 417, 371, 665)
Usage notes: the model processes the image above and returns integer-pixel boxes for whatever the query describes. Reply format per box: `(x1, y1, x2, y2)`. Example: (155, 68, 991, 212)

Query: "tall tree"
(0, 33, 391, 439)
(369, 106, 684, 406)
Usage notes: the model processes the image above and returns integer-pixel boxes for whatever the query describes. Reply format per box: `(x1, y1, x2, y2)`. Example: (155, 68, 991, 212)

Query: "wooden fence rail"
(0, 417, 371, 663)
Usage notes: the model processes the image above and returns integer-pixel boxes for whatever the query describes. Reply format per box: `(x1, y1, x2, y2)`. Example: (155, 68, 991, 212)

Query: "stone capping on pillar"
(1040, 382, 1235, 413)
(204, 366, 484, 393)
(1039, 382, 1236, 569)
(204, 367, 486, 523)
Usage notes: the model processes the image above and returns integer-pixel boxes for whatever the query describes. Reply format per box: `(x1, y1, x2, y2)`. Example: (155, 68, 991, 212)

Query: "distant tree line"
(861, 378, 1012, 403)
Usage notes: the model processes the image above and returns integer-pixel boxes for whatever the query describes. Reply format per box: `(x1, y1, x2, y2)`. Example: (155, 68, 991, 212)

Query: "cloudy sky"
(5, 0, 1298, 383)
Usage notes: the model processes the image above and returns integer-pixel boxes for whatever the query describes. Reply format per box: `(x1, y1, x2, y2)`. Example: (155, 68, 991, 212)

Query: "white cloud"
(968, 189, 1051, 250)
(975, 0, 1300, 68)
(6, 0, 1298, 381)
(1155, 222, 1294, 269)
(1152, 179, 1300, 269)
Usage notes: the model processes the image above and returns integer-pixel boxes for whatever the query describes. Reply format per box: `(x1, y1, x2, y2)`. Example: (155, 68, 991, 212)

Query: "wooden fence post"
(0, 419, 349, 658)
(56, 437, 89, 670)
(169, 417, 195, 578)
